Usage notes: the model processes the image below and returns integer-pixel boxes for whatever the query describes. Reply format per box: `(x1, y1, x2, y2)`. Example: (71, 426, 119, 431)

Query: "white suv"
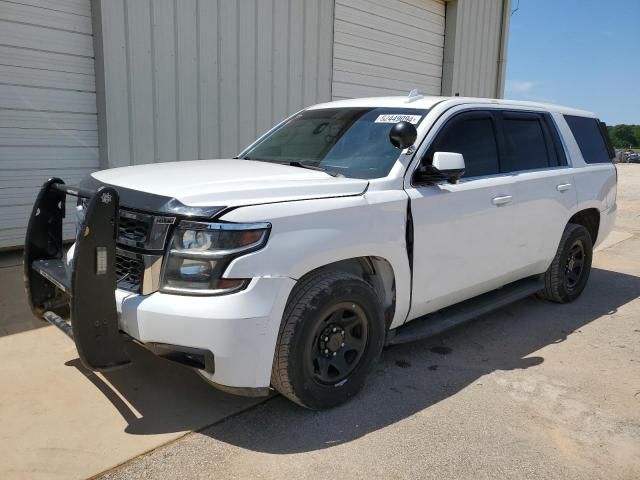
(25, 95, 617, 409)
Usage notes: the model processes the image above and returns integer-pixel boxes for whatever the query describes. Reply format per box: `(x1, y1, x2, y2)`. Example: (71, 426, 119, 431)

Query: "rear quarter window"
(564, 115, 613, 164)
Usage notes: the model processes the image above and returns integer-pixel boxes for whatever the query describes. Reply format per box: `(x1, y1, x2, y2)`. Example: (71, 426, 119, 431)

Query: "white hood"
(91, 159, 368, 207)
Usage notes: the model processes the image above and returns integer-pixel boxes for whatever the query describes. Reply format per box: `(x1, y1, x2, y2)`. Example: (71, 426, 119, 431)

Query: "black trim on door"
(543, 113, 569, 166)
(495, 110, 564, 173)
(413, 110, 503, 186)
(406, 106, 574, 188)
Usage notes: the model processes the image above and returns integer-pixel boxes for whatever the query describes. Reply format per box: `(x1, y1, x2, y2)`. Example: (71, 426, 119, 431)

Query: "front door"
(405, 110, 518, 320)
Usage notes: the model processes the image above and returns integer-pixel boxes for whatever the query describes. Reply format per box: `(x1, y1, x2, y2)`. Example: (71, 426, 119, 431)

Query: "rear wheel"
(271, 270, 385, 410)
(540, 223, 593, 303)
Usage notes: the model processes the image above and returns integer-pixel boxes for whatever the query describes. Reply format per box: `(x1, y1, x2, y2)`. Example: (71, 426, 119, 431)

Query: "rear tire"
(271, 270, 385, 410)
(540, 223, 593, 303)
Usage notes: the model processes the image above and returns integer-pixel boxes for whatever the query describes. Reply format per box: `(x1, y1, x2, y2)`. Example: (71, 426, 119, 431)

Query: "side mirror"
(389, 121, 417, 149)
(433, 152, 465, 175)
(416, 152, 466, 184)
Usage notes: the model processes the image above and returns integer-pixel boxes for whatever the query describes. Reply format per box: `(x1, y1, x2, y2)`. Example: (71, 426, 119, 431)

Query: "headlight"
(160, 221, 270, 295)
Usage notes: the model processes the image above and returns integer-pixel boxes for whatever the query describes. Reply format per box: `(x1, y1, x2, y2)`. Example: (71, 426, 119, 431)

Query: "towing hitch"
(24, 177, 130, 371)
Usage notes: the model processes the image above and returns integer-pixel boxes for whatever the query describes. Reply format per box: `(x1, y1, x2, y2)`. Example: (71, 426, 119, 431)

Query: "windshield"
(240, 107, 428, 179)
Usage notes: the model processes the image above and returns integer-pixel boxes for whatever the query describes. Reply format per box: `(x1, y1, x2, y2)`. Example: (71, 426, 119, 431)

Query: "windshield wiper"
(240, 157, 339, 177)
(287, 161, 338, 177)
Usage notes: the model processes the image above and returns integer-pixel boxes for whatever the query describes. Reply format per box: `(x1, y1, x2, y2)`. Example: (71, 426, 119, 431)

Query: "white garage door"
(0, 0, 98, 248)
(332, 0, 445, 99)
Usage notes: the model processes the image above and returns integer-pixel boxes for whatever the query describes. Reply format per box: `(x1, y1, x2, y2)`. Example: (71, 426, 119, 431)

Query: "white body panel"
(509, 168, 577, 274)
(115, 278, 294, 388)
(80, 95, 616, 391)
(92, 159, 368, 207)
(551, 112, 618, 249)
(406, 175, 517, 318)
(221, 190, 412, 329)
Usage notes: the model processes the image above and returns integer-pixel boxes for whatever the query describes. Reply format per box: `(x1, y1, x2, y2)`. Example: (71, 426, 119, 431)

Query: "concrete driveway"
(0, 258, 265, 480)
(2, 165, 639, 480)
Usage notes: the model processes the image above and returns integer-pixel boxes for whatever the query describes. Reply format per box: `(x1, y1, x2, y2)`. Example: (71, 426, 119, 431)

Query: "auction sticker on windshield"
(374, 114, 422, 124)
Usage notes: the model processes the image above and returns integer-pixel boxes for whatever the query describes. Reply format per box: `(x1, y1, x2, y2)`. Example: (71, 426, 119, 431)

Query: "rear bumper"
(116, 275, 295, 389)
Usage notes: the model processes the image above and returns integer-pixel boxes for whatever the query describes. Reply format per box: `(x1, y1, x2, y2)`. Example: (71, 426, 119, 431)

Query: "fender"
(221, 190, 413, 329)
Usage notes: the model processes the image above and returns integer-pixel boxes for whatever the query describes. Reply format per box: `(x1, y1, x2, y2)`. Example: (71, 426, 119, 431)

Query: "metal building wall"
(0, 0, 97, 248)
(441, 0, 511, 98)
(332, 0, 445, 99)
(93, 0, 334, 168)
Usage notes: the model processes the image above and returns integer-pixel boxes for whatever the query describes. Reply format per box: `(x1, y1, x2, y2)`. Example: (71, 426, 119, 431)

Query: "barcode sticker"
(374, 114, 422, 124)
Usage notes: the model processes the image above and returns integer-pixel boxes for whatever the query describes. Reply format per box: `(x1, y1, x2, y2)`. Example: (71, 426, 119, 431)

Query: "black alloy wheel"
(271, 270, 385, 409)
(309, 302, 369, 386)
(564, 239, 586, 290)
(540, 223, 593, 303)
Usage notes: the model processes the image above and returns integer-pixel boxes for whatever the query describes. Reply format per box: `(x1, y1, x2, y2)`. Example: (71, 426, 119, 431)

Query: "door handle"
(556, 183, 572, 193)
(492, 195, 513, 206)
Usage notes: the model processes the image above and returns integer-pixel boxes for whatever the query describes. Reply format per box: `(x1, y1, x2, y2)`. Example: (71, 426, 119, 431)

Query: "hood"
(90, 159, 368, 208)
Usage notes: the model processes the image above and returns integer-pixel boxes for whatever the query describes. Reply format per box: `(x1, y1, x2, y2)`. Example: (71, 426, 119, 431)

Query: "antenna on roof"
(405, 88, 423, 103)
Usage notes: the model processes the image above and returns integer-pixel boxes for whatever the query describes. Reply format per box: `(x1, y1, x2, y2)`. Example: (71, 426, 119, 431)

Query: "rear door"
(498, 111, 577, 275)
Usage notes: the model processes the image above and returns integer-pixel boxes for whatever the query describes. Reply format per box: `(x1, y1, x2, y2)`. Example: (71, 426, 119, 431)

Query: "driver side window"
(426, 111, 500, 178)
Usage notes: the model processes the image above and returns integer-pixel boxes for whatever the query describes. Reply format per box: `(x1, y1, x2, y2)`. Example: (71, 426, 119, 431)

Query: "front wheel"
(271, 270, 385, 409)
(540, 223, 593, 303)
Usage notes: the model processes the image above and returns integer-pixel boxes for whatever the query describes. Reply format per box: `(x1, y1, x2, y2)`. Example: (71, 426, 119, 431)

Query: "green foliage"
(607, 124, 640, 149)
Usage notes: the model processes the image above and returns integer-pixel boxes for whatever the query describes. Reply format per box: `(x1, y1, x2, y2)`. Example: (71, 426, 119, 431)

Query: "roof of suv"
(308, 95, 596, 118)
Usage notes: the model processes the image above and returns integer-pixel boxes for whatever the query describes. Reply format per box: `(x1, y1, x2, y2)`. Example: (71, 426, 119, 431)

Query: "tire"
(271, 269, 385, 410)
(540, 223, 593, 303)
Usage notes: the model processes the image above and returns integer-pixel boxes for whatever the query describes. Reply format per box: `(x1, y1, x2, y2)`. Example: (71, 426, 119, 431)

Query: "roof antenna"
(405, 88, 423, 103)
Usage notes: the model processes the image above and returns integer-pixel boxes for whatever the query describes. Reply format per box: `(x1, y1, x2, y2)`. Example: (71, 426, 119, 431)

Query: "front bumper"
(116, 275, 295, 389)
(25, 178, 295, 394)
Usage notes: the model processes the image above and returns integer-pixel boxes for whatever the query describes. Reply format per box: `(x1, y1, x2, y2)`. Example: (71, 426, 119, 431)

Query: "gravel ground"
(98, 165, 640, 480)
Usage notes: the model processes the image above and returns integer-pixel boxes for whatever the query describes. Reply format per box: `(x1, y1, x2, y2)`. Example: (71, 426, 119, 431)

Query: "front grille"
(115, 251, 145, 293)
(117, 209, 175, 251)
(118, 214, 150, 245)
(113, 209, 174, 294)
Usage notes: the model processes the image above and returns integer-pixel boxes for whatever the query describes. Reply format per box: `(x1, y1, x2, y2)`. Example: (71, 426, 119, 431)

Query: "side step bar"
(24, 178, 130, 371)
(386, 276, 544, 346)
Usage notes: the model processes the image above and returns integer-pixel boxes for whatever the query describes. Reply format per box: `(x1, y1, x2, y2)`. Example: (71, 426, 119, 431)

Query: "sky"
(504, 0, 640, 125)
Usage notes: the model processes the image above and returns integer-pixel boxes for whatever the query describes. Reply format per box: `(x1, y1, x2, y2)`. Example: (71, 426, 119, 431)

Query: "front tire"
(271, 270, 385, 410)
(540, 223, 593, 303)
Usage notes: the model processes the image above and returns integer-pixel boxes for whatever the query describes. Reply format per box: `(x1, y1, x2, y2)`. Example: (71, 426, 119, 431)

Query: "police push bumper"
(24, 178, 130, 371)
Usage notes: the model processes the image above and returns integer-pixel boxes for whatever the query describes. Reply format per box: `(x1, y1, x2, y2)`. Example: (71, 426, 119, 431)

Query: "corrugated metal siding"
(0, 0, 97, 248)
(332, 0, 445, 99)
(441, 0, 508, 98)
(95, 0, 334, 167)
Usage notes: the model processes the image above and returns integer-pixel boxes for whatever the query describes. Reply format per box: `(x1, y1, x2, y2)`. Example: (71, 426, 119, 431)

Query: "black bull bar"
(24, 178, 130, 371)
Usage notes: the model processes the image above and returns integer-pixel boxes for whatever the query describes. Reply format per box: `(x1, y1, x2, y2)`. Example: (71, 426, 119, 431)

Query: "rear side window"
(502, 114, 551, 171)
(564, 115, 612, 164)
(429, 114, 500, 177)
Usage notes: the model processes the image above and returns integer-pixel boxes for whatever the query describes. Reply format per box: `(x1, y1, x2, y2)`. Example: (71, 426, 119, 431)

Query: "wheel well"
(568, 208, 600, 245)
(300, 257, 396, 329)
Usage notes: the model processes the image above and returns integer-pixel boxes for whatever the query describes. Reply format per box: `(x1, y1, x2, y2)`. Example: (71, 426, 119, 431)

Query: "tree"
(608, 125, 640, 148)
